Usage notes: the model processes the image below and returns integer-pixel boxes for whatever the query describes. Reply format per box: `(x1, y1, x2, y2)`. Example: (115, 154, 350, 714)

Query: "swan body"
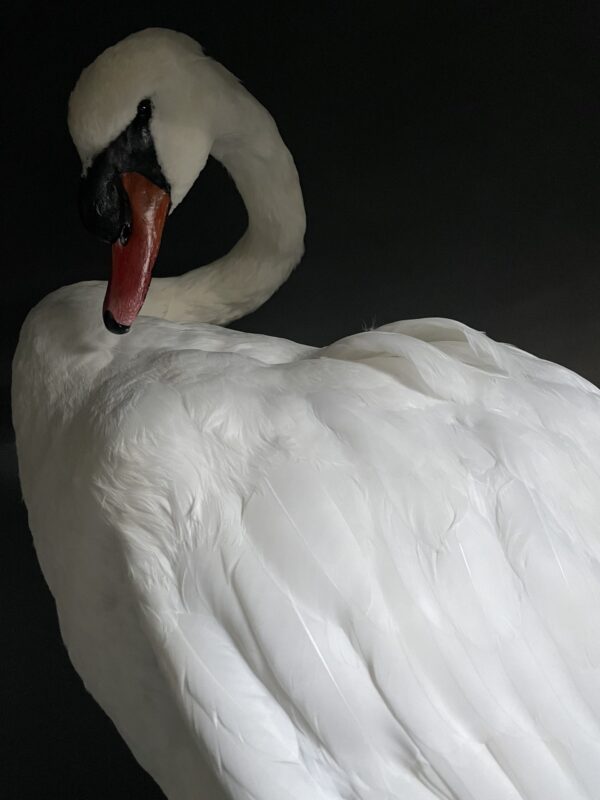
(12, 28, 600, 800)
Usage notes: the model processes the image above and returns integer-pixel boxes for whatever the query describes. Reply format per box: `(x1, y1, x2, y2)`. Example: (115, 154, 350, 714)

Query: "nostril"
(119, 221, 132, 246)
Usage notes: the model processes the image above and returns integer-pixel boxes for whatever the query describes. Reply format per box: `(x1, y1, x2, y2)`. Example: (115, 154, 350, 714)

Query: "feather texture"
(13, 28, 600, 800)
(13, 293, 600, 799)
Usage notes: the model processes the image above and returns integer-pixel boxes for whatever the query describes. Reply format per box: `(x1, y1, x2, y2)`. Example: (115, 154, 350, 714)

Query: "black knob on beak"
(79, 161, 131, 245)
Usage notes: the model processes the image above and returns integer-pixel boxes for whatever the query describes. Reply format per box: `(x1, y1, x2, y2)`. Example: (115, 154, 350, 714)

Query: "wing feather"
(98, 320, 600, 799)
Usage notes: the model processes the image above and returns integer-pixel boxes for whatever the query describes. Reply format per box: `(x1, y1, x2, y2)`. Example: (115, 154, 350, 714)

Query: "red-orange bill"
(103, 172, 170, 333)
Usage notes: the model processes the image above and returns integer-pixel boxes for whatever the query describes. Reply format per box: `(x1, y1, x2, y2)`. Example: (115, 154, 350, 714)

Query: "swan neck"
(143, 82, 306, 325)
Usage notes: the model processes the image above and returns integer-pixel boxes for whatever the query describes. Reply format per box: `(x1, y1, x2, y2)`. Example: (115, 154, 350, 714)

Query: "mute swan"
(12, 27, 600, 800)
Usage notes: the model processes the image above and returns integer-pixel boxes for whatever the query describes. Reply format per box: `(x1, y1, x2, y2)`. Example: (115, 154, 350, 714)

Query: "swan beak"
(103, 172, 170, 334)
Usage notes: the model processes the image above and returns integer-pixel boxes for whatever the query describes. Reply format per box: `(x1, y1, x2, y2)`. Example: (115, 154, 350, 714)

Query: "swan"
(12, 27, 600, 800)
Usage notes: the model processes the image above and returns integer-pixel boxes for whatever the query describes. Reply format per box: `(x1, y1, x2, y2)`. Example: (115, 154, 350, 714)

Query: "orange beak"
(103, 172, 170, 333)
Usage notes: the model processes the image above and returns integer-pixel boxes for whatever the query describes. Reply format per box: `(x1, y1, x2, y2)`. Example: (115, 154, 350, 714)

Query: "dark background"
(3, 1, 600, 797)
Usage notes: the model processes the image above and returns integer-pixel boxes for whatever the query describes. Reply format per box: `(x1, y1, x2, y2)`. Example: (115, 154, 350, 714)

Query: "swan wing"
(97, 319, 600, 800)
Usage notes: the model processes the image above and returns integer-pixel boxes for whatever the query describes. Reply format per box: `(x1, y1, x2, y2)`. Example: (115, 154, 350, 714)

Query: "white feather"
(13, 28, 600, 800)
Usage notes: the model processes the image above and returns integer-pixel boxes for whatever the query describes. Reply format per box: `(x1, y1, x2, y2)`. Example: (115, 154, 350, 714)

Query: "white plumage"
(12, 28, 600, 800)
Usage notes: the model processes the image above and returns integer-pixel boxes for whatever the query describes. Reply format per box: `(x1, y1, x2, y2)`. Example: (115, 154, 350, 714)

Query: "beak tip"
(103, 309, 131, 335)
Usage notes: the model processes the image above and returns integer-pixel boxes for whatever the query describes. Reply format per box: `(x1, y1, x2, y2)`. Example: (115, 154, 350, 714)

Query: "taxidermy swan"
(12, 28, 600, 800)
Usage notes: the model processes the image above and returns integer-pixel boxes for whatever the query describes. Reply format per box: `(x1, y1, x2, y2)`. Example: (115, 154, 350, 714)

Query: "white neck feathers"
(142, 76, 306, 325)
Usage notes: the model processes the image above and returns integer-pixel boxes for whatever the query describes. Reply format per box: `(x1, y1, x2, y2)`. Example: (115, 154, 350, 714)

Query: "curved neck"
(142, 82, 306, 326)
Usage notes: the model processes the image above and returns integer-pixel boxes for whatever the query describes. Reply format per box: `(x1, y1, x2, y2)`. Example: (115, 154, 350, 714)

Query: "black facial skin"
(78, 98, 170, 245)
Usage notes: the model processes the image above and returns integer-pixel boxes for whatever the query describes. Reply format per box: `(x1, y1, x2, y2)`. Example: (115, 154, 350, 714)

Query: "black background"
(3, 1, 600, 797)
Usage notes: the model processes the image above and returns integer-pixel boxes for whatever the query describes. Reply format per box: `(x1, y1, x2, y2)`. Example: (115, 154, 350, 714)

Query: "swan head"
(68, 28, 221, 333)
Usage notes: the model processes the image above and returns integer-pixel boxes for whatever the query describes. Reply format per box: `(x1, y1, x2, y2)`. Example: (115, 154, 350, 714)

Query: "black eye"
(137, 98, 152, 120)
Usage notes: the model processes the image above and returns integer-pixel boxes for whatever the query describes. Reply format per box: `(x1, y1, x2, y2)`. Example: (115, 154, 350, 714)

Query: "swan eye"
(137, 98, 152, 120)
